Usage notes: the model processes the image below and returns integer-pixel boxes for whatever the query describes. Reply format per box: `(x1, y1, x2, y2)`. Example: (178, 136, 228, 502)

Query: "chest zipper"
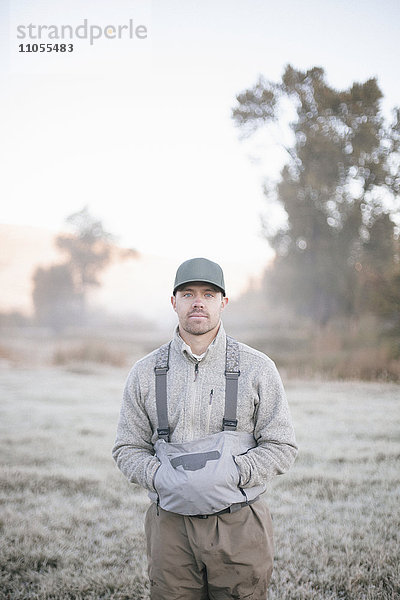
(190, 361, 199, 438)
(206, 389, 214, 434)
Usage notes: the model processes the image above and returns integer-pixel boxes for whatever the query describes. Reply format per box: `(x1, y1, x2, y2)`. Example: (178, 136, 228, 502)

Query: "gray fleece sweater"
(112, 323, 298, 494)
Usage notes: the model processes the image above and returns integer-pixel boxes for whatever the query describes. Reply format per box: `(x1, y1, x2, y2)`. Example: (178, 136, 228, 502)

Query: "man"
(112, 257, 297, 600)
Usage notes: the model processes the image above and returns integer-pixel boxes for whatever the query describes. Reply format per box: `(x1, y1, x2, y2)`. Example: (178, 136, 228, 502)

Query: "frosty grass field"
(0, 365, 399, 599)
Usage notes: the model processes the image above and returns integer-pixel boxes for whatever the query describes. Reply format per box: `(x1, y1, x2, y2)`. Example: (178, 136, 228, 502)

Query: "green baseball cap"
(173, 257, 226, 296)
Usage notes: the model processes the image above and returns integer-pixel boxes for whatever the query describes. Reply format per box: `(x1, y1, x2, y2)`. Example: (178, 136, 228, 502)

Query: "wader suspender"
(154, 342, 171, 441)
(154, 337, 240, 442)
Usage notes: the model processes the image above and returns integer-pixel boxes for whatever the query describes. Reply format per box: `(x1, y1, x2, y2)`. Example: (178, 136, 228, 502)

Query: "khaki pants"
(144, 500, 274, 600)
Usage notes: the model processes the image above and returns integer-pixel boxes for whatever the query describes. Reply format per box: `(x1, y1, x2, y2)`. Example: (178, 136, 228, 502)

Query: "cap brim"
(173, 279, 225, 296)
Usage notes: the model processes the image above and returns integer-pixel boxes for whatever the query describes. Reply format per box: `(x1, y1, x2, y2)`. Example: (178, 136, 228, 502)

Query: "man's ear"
(171, 296, 176, 311)
(221, 296, 228, 310)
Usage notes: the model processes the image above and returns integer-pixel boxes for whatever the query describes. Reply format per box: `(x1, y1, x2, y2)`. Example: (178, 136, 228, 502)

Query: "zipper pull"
(209, 389, 214, 405)
(194, 362, 199, 381)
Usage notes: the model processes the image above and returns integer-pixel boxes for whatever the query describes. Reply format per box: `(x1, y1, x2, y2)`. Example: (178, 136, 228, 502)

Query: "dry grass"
(53, 343, 127, 368)
(0, 328, 164, 370)
(0, 367, 399, 599)
(240, 316, 400, 382)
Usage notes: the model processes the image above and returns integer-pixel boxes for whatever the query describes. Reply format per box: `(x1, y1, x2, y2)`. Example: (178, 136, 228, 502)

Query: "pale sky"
(1, 0, 400, 284)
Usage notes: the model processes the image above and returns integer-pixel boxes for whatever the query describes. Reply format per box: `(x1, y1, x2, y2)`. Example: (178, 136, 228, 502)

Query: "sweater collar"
(172, 321, 227, 364)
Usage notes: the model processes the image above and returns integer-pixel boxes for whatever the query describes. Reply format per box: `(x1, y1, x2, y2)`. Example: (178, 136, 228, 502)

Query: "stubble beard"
(182, 314, 219, 336)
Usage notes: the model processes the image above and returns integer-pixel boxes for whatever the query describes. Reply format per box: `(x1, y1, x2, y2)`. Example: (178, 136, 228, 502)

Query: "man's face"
(171, 283, 228, 337)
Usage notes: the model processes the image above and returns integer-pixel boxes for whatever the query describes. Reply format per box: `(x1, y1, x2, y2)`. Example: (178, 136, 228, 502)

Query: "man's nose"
(192, 296, 205, 307)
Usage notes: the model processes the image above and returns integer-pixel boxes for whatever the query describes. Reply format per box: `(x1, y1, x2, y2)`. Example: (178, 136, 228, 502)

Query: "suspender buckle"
(154, 367, 169, 375)
(157, 427, 170, 438)
(224, 370, 240, 379)
(222, 418, 238, 429)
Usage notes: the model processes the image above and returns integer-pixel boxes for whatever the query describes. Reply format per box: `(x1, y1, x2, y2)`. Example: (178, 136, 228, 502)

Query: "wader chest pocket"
(170, 450, 220, 471)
